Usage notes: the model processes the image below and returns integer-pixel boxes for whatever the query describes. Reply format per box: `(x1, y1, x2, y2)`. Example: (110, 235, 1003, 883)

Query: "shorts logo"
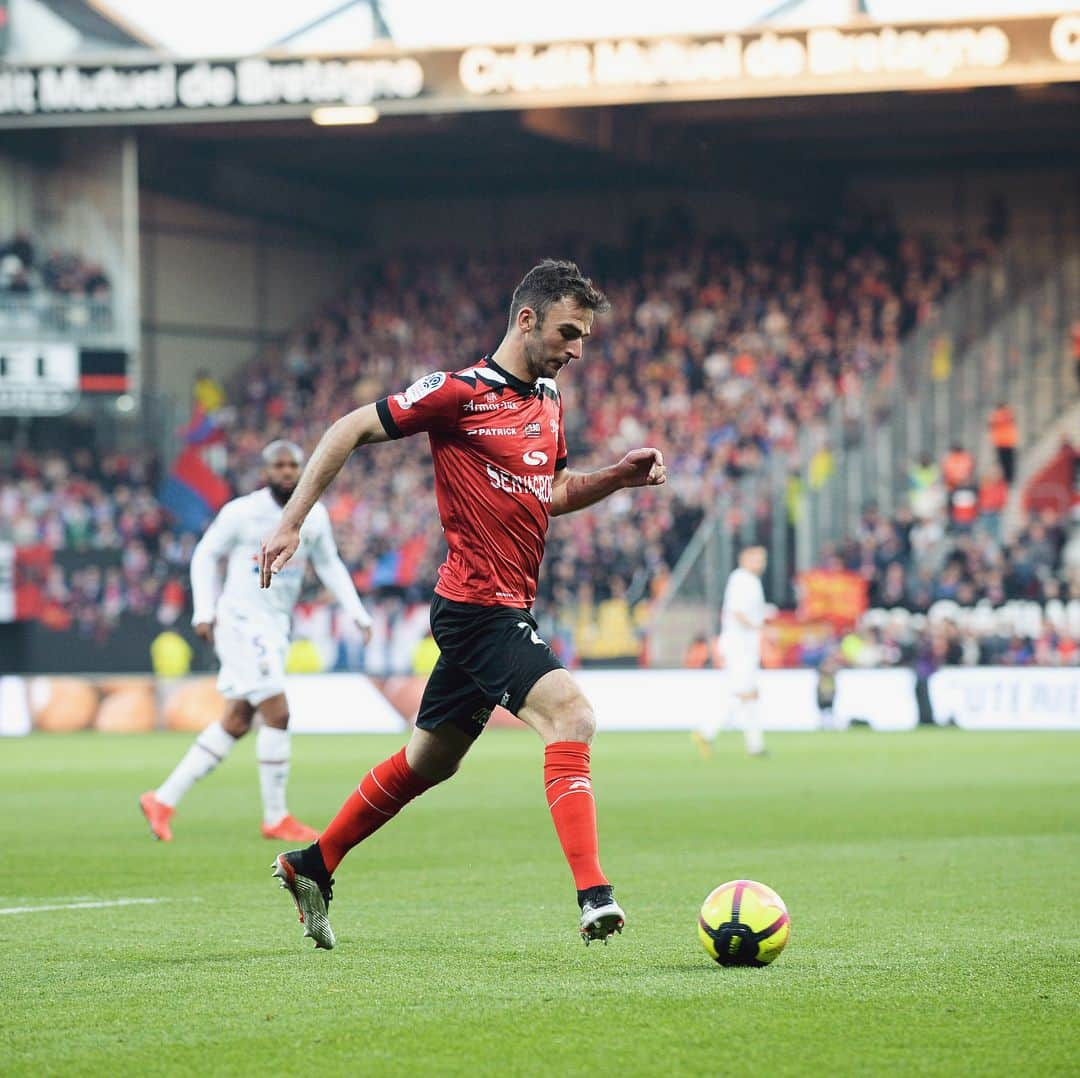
(394, 371, 445, 410)
(524, 422, 542, 438)
(470, 707, 492, 729)
(517, 621, 545, 646)
(500, 692, 511, 707)
(522, 450, 548, 467)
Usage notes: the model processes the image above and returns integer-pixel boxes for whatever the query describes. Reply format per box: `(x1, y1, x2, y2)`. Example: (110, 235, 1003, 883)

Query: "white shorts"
(723, 641, 761, 697)
(214, 609, 289, 706)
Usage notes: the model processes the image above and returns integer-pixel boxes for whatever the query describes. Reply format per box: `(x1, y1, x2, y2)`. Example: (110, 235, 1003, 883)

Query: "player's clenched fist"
(617, 447, 666, 488)
(260, 524, 301, 588)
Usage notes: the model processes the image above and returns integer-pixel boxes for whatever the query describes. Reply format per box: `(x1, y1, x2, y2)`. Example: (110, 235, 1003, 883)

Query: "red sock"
(318, 747, 433, 873)
(544, 741, 608, 891)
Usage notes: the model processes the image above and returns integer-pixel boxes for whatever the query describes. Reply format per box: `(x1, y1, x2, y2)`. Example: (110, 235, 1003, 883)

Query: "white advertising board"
(0, 676, 32, 736)
(4, 668, 1076, 735)
(929, 668, 1080, 730)
(282, 674, 406, 734)
(833, 669, 919, 731)
(578, 669, 821, 732)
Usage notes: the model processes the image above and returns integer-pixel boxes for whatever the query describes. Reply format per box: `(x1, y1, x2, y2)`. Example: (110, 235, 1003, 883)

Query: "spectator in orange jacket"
(942, 444, 975, 490)
(988, 403, 1018, 483)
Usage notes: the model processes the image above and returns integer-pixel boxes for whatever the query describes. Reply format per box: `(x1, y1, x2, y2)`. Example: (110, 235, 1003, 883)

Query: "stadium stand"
(3, 206, 1076, 672)
(0, 230, 114, 335)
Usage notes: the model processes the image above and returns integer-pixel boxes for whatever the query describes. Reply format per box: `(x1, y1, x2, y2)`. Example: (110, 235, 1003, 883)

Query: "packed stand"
(214, 209, 993, 663)
(0, 448, 188, 640)
(7, 208, 1025, 671)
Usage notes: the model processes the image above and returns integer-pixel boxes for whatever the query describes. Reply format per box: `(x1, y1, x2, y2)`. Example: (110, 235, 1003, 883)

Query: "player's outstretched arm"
(551, 447, 666, 517)
(260, 403, 388, 587)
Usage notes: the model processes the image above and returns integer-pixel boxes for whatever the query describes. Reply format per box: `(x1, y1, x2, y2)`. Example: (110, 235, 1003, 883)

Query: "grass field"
(2, 729, 1078, 1076)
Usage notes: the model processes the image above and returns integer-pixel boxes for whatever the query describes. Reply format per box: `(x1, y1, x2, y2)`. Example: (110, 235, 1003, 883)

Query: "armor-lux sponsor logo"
(463, 399, 519, 413)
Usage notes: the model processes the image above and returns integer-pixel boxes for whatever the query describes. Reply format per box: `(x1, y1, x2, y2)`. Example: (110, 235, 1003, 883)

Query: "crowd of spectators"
(806, 432, 1079, 669)
(211, 208, 992, 644)
(5, 205, 1075, 671)
(0, 449, 188, 640)
(1, 232, 112, 300)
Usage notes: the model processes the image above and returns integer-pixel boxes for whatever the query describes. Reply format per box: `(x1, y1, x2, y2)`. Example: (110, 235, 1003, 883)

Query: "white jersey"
(721, 567, 765, 656)
(190, 488, 370, 630)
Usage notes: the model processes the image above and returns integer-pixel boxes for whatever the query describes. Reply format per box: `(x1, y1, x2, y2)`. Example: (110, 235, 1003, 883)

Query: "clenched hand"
(616, 447, 666, 488)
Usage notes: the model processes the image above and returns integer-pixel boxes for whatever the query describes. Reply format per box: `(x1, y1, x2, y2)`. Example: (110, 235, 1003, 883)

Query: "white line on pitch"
(0, 898, 169, 916)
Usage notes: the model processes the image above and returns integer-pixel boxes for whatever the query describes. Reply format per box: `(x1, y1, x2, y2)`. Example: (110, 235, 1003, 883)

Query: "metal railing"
(0, 294, 115, 339)
(798, 245, 1080, 561)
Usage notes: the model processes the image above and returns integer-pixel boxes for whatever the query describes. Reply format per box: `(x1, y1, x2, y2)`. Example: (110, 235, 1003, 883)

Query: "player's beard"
(523, 329, 557, 382)
(269, 481, 295, 506)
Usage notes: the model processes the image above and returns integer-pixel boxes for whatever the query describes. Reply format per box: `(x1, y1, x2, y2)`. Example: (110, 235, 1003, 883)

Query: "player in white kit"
(694, 545, 769, 758)
(139, 441, 373, 842)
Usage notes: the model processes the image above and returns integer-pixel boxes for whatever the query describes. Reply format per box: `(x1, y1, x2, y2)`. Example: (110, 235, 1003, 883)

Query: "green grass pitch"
(2, 729, 1078, 1076)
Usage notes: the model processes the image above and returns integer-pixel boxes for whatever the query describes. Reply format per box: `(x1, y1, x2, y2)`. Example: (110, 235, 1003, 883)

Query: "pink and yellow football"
(698, 880, 791, 967)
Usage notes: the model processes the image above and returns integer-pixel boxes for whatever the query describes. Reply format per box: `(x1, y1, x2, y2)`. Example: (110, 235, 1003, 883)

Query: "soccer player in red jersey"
(260, 260, 666, 949)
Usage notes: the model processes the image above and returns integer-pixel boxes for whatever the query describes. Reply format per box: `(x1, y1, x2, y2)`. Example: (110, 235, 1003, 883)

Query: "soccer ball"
(698, 879, 791, 967)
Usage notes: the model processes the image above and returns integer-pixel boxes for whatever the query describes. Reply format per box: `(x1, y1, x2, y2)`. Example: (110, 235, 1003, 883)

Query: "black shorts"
(416, 595, 565, 739)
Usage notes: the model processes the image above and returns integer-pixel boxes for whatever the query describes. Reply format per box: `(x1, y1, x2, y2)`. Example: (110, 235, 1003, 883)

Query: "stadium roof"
(129, 84, 1080, 205)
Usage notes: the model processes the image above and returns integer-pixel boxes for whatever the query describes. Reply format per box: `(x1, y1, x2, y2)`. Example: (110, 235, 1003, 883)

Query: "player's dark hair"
(509, 259, 609, 328)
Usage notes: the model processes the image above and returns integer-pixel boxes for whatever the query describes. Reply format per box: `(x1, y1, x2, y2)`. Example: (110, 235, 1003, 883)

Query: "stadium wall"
(0, 151, 36, 234)
(139, 191, 356, 402)
(850, 162, 1080, 246)
(3, 668, 1077, 737)
(357, 164, 1080, 255)
(364, 185, 784, 255)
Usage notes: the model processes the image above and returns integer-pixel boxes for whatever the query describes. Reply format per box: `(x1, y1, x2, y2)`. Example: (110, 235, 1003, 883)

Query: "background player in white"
(694, 545, 769, 758)
(139, 440, 373, 842)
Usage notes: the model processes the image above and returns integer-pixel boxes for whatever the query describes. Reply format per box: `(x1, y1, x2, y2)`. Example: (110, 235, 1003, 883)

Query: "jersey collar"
(484, 355, 536, 398)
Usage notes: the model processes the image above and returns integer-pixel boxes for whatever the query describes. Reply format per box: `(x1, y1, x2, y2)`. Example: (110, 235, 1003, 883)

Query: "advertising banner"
(1, 15, 1079, 127)
(579, 668, 822, 732)
(929, 668, 1080, 730)
(3, 668, 1076, 735)
(833, 668, 919, 731)
(6, 674, 405, 735)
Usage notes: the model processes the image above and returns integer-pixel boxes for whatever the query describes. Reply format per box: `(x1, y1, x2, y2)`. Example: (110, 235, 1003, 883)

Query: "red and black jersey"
(376, 356, 567, 608)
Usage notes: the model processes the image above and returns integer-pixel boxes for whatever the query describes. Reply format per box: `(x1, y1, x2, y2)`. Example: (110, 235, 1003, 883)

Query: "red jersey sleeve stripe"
(376, 398, 404, 440)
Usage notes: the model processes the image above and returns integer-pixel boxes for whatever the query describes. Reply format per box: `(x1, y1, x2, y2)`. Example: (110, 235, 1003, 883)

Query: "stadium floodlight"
(311, 105, 380, 125)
